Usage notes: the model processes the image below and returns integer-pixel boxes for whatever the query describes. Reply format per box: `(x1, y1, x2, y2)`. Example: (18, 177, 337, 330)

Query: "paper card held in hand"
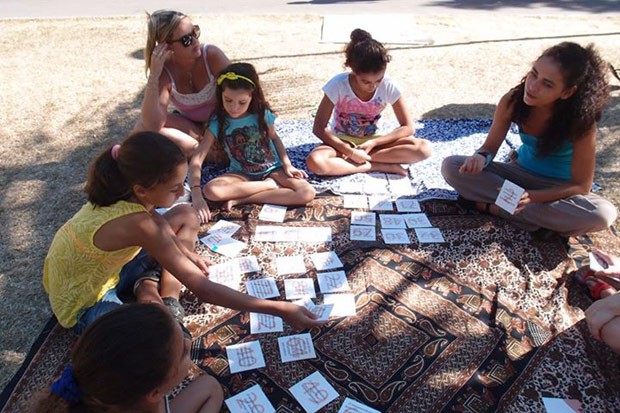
(350, 225, 376, 241)
(250, 312, 284, 334)
(258, 204, 287, 222)
(289, 371, 339, 413)
(278, 333, 317, 363)
(495, 179, 525, 215)
(292, 296, 315, 310)
(245, 277, 280, 299)
(589, 251, 608, 272)
(310, 303, 334, 321)
(277, 255, 307, 275)
(309, 251, 343, 271)
(225, 384, 276, 413)
(350, 211, 376, 226)
(226, 341, 266, 373)
(317, 271, 350, 293)
(284, 278, 316, 299)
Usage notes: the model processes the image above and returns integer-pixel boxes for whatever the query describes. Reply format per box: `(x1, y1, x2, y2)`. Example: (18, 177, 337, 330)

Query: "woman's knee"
(441, 155, 466, 181)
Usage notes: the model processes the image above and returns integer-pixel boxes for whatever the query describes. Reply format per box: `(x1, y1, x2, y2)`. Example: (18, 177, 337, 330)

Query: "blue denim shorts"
(71, 249, 161, 335)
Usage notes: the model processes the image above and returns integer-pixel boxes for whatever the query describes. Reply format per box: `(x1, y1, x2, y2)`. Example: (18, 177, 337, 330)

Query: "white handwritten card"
(289, 371, 339, 413)
(495, 180, 525, 215)
(343, 194, 368, 209)
(278, 333, 316, 363)
(350, 225, 376, 241)
(245, 277, 280, 299)
(403, 213, 432, 228)
(381, 229, 410, 244)
(323, 293, 357, 317)
(258, 204, 287, 222)
(284, 278, 316, 299)
(338, 398, 381, 413)
(350, 211, 376, 226)
(541, 398, 584, 413)
(209, 261, 242, 289)
(414, 227, 445, 243)
(226, 341, 266, 373)
(292, 296, 316, 310)
(386, 173, 415, 195)
(208, 219, 241, 237)
(395, 198, 421, 212)
(589, 251, 608, 272)
(255, 226, 332, 242)
(234, 255, 261, 274)
(277, 255, 307, 275)
(200, 233, 246, 257)
(250, 312, 284, 334)
(309, 251, 343, 271)
(368, 195, 393, 211)
(310, 304, 335, 321)
(225, 384, 276, 413)
(317, 271, 350, 293)
(379, 214, 407, 229)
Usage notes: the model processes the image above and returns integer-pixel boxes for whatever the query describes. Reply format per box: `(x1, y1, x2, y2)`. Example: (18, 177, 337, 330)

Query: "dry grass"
(1, 13, 619, 391)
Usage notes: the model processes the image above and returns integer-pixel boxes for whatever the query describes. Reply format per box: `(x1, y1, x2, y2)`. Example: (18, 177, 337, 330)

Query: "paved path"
(1, 0, 618, 19)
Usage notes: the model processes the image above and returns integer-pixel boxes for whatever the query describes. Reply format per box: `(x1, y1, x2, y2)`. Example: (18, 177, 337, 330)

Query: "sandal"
(162, 296, 186, 324)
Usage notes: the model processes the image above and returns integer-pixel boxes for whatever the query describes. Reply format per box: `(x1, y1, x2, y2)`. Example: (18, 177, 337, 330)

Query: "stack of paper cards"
(317, 271, 350, 293)
(284, 279, 316, 299)
(495, 179, 525, 215)
(208, 220, 241, 237)
(277, 255, 307, 275)
(234, 255, 261, 273)
(278, 333, 317, 363)
(209, 261, 242, 289)
(309, 251, 343, 270)
(381, 229, 410, 244)
(323, 293, 357, 317)
(379, 214, 407, 229)
(255, 226, 332, 242)
(368, 195, 393, 211)
(246, 277, 280, 299)
(414, 227, 445, 243)
(402, 213, 432, 228)
(395, 198, 421, 212)
(200, 233, 247, 257)
(226, 341, 266, 373)
(343, 194, 368, 209)
(338, 398, 381, 413)
(351, 211, 376, 226)
(225, 385, 276, 413)
(258, 204, 287, 222)
(250, 312, 284, 334)
(350, 225, 376, 241)
(289, 372, 339, 413)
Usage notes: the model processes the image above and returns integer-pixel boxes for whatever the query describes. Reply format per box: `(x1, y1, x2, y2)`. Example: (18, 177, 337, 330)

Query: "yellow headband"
(217, 72, 255, 86)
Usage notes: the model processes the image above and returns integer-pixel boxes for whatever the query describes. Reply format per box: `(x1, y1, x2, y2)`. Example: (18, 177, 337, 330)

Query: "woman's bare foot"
(369, 162, 408, 176)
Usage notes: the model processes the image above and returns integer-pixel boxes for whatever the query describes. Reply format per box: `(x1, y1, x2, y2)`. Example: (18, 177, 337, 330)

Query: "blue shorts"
(71, 249, 161, 335)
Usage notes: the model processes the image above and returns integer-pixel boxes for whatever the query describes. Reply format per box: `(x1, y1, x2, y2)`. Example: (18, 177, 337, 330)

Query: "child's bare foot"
(223, 199, 238, 211)
(370, 162, 408, 176)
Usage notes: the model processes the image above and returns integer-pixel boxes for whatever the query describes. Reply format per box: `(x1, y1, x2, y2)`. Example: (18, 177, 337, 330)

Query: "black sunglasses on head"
(169, 25, 200, 47)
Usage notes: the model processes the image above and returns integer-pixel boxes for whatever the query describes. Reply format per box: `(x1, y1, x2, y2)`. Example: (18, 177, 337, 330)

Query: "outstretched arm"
(188, 131, 216, 223)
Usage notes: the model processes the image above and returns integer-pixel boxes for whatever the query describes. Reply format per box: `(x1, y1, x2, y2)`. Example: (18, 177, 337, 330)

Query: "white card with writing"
(284, 278, 316, 299)
(317, 271, 350, 293)
(292, 296, 316, 310)
(541, 398, 584, 413)
(234, 255, 261, 274)
(343, 194, 368, 209)
(414, 227, 445, 243)
(255, 226, 332, 242)
(381, 229, 410, 244)
(379, 214, 407, 229)
(226, 341, 266, 373)
(395, 198, 422, 212)
(289, 371, 339, 413)
(245, 277, 280, 299)
(250, 312, 284, 334)
(277, 255, 307, 275)
(278, 333, 316, 363)
(200, 233, 246, 257)
(368, 195, 393, 211)
(323, 293, 357, 317)
(387, 173, 415, 195)
(403, 213, 432, 228)
(589, 252, 607, 272)
(258, 204, 287, 222)
(495, 179, 525, 215)
(350, 211, 376, 226)
(209, 261, 242, 289)
(309, 251, 343, 271)
(225, 384, 276, 413)
(338, 398, 381, 413)
(310, 304, 335, 321)
(350, 225, 376, 241)
(208, 219, 241, 237)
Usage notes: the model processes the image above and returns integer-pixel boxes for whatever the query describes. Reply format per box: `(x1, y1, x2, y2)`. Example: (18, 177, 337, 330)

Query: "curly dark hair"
(211, 62, 273, 143)
(510, 42, 609, 156)
(344, 28, 391, 74)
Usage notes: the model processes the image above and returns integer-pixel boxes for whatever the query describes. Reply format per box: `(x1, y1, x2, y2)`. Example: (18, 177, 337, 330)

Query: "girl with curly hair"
(441, 42, 617, 236)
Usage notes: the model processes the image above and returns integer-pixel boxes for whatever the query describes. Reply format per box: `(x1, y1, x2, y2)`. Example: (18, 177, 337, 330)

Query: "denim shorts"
(71, 249, 161, 335)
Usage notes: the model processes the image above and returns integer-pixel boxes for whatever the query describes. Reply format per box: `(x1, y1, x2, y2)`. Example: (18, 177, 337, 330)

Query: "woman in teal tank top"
(442, 42, 617, 237)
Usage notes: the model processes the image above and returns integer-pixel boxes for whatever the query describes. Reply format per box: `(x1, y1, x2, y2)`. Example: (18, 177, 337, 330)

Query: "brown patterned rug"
(3, 197, 620, 412)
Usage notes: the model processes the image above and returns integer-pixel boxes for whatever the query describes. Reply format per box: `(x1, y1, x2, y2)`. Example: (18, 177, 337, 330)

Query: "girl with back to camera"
(441, 42, 617, 237)
(43, 132, 323, 336)
(33, 303, 223, 413)
(137, 9, 230, 161)
(306, 28, 431, 177)
(189, 62, 315, 223)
